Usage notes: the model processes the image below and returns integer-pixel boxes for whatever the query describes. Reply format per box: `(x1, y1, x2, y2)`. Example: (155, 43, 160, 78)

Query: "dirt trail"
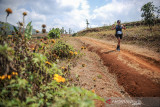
(65, 37, 132, 107)
(76, 37, 160, 97)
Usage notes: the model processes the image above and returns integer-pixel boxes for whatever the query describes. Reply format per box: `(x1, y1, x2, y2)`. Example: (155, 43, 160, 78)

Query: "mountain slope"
(0, 21, 36, 35)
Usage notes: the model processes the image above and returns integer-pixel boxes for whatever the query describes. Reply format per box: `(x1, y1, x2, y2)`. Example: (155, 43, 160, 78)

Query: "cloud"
(90, 0, 160, 27)
(0, 0, 90, 32)
(90, 0, 135, 26)
(0, 0, 160, 32)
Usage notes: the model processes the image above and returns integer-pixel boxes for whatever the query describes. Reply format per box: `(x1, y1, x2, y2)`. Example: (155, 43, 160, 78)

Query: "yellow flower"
(81, 46, 84, 50)
(8, 75, 11, 79)
(61, 78, 65, 82)
(69, 51, 74, 55)
(53, 74, 65, 83)
(53, 76, 58, 81)
(12, 72, 18, 76)
(46, 61, 51, 65)
(81, 46, 86, 50)
(93, 77, 96, 81)
(57, 78, 62, 82)
(6, 8, 12, 14)
(23, 12, 27, 16)
(54, 75, 61, 82)
(61, 67, 65, 69)
(32, 48, 35, 50)
(91, 89, 95, 93)
(8, 35, 12, 38)
(1, 75, 6, 80)
(59, 76, 65, 82)
(54, 74, 59, 78)
(74, 52, 78, 55)
(51, 39, 55, 43)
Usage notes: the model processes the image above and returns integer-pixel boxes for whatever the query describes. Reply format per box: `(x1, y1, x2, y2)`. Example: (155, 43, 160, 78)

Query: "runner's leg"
(117, 37, 120, 50)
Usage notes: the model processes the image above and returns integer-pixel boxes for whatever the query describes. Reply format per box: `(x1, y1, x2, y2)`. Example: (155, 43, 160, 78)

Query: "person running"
(112, 20, 126, 51)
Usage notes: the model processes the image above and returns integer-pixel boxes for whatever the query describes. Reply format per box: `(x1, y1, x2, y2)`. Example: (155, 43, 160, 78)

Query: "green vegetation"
(0, 8, 104, 107)
(52, 40, 76, 58)
(0, 21, 37, 35)
(72, 33, 77, 37)
(48, 28, 61, 38)
(76, 25, 160, 52)
(141, 2, 159, 29)
(24, 21, 32, 39)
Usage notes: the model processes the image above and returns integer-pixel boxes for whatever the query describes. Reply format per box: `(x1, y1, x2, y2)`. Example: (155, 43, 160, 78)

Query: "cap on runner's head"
(117, 20, 121, 23)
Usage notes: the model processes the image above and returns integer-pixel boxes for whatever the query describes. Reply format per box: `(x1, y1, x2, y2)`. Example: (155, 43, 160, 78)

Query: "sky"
(0, 0, 160, 33)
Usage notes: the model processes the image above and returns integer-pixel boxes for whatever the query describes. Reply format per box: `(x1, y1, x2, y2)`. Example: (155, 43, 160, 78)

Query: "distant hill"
(0, 21, 37, 35)
(76, 19, 160, 34)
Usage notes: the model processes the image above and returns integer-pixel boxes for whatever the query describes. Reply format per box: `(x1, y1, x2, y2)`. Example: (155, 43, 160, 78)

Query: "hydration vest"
(116, 25, 122, 35)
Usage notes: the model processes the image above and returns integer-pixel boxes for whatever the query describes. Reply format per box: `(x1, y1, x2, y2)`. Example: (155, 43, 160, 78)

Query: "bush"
(52, 40, 77, 58)
(54, 86, 104, 107)
(48, 28, 61, 38)
(0, 22, 103, 106)
(72, 33, 77, 37)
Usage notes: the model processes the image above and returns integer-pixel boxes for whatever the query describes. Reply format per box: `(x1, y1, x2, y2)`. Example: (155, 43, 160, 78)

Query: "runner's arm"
(112, 24, 116, 30)
(122, 24, 126, 30)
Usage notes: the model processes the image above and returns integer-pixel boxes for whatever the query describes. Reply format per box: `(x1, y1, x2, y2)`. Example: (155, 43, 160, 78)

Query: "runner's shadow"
(103, 50, 116, 54)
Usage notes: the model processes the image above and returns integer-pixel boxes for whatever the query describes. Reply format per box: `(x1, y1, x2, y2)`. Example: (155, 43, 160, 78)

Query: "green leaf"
(13, 26, 18, 33)
(25, 21, 32, 39)
(18, 78, 28, 88)
(39, 93, 44, 98)
(26, 96, 37, 104)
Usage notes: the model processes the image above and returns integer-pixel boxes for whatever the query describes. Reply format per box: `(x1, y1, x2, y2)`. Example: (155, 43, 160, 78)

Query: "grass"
(76, 25, 160, 52)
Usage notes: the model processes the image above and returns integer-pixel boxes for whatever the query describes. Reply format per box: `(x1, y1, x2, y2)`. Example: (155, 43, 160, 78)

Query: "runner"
(112, 20, 126, 51)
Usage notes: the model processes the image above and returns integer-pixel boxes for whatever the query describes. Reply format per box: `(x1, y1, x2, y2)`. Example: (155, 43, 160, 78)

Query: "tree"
(61, 27, 64, 34)
(48, 28, 61, 38)
(155, 6, 160, 18)
(69, 28, 72, 34)
(141, 2, 155, 30)
(86, 19, 89, 29)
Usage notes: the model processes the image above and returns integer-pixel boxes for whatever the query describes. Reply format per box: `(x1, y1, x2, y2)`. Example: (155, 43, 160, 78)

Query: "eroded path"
(64, 36, 160, 106)
(76, 37, 160, 97)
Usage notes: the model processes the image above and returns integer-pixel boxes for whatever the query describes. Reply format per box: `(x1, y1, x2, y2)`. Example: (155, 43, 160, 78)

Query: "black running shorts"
(115, 34, 123, 39)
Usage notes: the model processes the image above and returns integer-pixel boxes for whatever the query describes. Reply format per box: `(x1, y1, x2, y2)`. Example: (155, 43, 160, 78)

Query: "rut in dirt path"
(77, 37, 160, 97)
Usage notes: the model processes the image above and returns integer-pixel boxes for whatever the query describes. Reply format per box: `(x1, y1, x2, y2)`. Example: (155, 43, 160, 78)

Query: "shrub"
(52, 40, 76, 58)
(54, 86, 104, 107)
(48, 28, 61, 38)
(72, 33, 77, 37)
(0, 20, 103, 106)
